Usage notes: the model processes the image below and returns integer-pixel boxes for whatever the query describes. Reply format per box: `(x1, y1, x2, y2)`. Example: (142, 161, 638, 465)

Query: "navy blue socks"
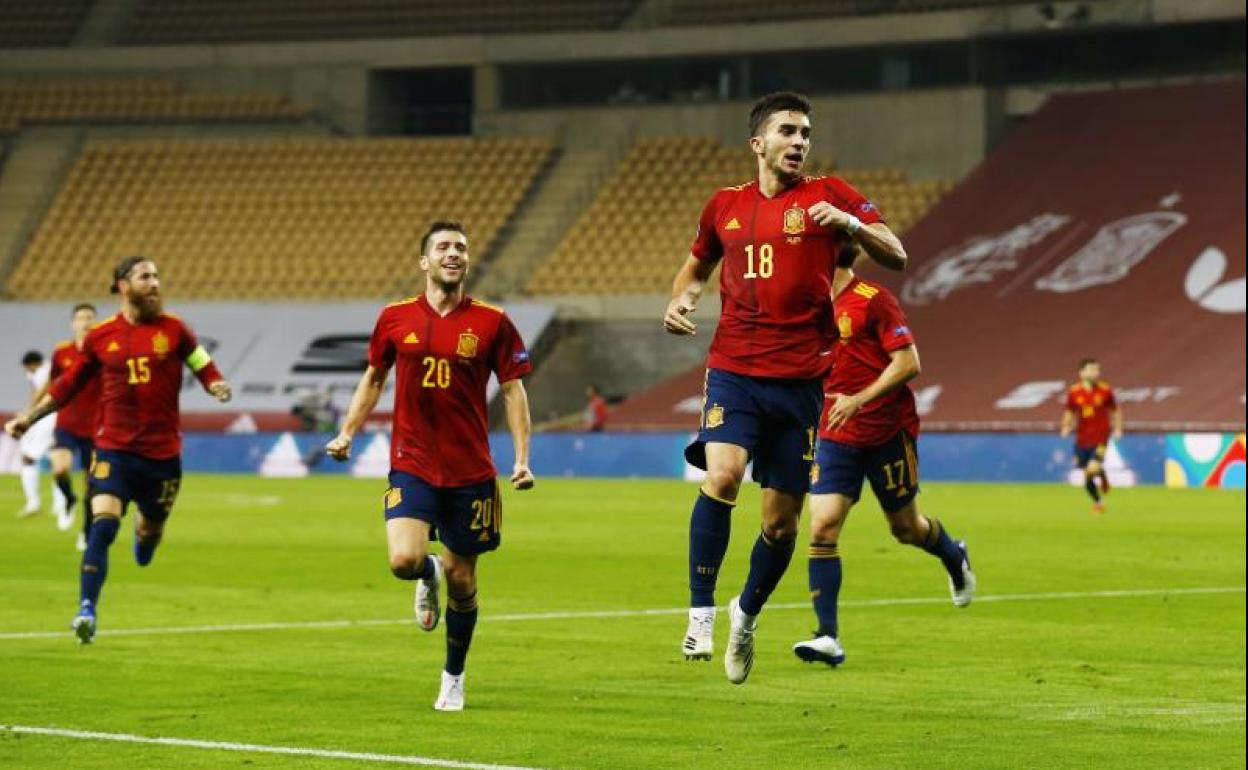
(738, 529, 796, 616)
(80, 517, 120, 607)
(808, 541, 842, 638)
(689, 492, 734, 607)
(444, 592, 479, 676)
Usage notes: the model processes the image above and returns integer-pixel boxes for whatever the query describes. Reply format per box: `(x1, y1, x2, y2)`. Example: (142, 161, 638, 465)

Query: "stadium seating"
(7, 136, 552, 300)
(525, 136, 950, 295)
(659, 0, 1037, 26)
(0, 0, 92, 48)
(0, 79, 310, 129)
(123, 0, 640, 44)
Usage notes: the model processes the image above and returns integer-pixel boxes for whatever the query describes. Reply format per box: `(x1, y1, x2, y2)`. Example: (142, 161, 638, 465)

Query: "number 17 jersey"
(691, 176, 883, 380)
(368, 295, 532, 488)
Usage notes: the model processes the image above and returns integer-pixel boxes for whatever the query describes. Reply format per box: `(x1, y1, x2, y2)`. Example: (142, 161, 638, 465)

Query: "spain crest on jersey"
(456, 332, 479, 359)
(783, 206, 806, 235)
(705, 404, 725, 429)
(837, 312, 854, 342)
(151, 331, 170, 357)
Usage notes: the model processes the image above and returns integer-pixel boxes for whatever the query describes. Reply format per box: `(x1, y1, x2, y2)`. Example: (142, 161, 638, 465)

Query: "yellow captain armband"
(186, 346, 213, 372)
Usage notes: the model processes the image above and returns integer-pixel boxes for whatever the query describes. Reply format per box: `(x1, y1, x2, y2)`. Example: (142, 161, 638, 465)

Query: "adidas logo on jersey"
(403, 332, 420, 344)
(725, 218, 742, 231)
(852, 283, 880, 299)
(106, 341, 121, 352)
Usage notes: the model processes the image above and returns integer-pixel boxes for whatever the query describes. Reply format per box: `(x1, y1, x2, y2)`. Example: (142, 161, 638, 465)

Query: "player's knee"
(388, 549, 428, 579)
(703, 467, 742, 501)
(136, 521, 164, 543)
(763, 518, 798, 542)
(810, 515, 843, 543)
(888, 516, 922, 545)
(443, 562, 476, 596)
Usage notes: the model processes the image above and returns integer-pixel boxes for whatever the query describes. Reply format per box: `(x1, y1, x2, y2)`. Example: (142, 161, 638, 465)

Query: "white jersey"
(19, 362, 54, 457)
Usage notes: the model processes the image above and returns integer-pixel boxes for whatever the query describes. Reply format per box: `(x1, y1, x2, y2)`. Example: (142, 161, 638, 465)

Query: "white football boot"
(415, 555, 443, 631)
(793, 635, 846, 667)
(682, 606, 715, 660)
(433, 670, 465, 711)
(949, 540, 976, 608)
(723, 596, 756, 684)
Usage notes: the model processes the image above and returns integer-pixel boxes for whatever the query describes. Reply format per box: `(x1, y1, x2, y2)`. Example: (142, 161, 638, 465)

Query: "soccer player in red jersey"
(5, 256, 232, 643)
(1060, 359, 1122, 514)
(35, 303, 102, 542)
(663, 91, 908, 684)
(792, 246, 975, 667)
(327, 221, 534, 711)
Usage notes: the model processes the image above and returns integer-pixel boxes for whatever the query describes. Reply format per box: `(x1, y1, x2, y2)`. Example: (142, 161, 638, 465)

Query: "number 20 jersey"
(368, 295, 532, 487)
(690, 176, 883, 380)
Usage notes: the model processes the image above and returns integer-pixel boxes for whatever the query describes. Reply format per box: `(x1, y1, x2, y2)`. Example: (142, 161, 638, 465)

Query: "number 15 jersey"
(691, 176, 883, 380)
(368, 295, 532, 487)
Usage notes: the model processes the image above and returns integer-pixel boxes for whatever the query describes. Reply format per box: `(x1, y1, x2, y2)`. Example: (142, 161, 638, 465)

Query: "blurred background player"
(327, 221, 535, 711)
(663, 91, 908, 684)
(584, 384, 608, 432)
(15, 350, 56, 518)
(1060, 358, 1122, 514)
(4, 256, 232, 643)
(793, 246, 975, 668)
(33, 303, 101, 547)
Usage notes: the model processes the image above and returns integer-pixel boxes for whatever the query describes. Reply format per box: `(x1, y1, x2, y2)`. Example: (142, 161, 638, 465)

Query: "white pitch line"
(0, 725, 546, 770)
(0, 586, 1241, 642)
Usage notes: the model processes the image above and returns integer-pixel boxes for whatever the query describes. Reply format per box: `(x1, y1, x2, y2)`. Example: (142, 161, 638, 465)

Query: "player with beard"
(327, 221, 535, 711)
(5, 256, 233, 643)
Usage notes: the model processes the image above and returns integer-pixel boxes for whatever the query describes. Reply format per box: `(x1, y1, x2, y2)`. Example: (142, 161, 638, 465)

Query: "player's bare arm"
(1059, 409, 1076, 438)
(807, 203, 908, 271)
(1111, 406, 1124, 440)
(664, 254, 718, 336)
(501, 378, 535, 490)
(327, 364, 390, 461)
(825, 345, 921, 431)
(3, 391, 60, 438)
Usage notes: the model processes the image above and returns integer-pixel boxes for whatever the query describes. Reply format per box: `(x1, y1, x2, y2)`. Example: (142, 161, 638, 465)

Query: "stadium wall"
(8, 431, 1244, 489)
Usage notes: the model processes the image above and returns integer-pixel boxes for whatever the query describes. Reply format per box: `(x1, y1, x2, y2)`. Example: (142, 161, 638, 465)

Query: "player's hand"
(1112, 429, 1123, 441)
(4, 415, 30, 439)
(209, 380, 232, 403)
(824, 393, 862, 431)
(808, 201, 850, 230)
(511, 463, 535, 490)
(325, 434, 352, 462)
(663, 297, 698, 336)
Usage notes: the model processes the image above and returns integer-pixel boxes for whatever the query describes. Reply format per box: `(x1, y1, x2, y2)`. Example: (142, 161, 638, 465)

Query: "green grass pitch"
(0, 476, 1243, 769)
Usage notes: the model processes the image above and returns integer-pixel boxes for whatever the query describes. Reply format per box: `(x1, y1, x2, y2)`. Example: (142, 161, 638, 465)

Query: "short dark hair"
(21, 350, 43, 367)
(1078, 358, 1098, 370)
(72, 302, 96, 315)
(749, 91, 812, 137)
(110, 255, 151, 294)
(420, 220, 467, 256)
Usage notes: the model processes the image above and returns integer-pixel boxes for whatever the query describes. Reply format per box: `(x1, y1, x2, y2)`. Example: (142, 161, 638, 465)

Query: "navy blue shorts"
(89, 449, 182, 522)
(811, 431, 920, 513)
(1073, 444, 1107, 469)
(53, 428, 94, 471)
(684, 368, 823, 495)
(384, 472, 501, 556)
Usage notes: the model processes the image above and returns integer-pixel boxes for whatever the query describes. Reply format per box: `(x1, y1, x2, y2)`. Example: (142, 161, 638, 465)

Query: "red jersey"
(50, 340, 100, 439)
(819, 276, 919, 447)
(48, 312, 223, 460)
(369, 295, 532, 487)
(1065, 381, 1117, 448)
(691, 175, 883, 380)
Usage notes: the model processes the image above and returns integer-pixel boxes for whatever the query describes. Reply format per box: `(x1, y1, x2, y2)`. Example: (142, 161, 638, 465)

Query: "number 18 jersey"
(368, 295, 531, 487)
(690, 176, 882, 380)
